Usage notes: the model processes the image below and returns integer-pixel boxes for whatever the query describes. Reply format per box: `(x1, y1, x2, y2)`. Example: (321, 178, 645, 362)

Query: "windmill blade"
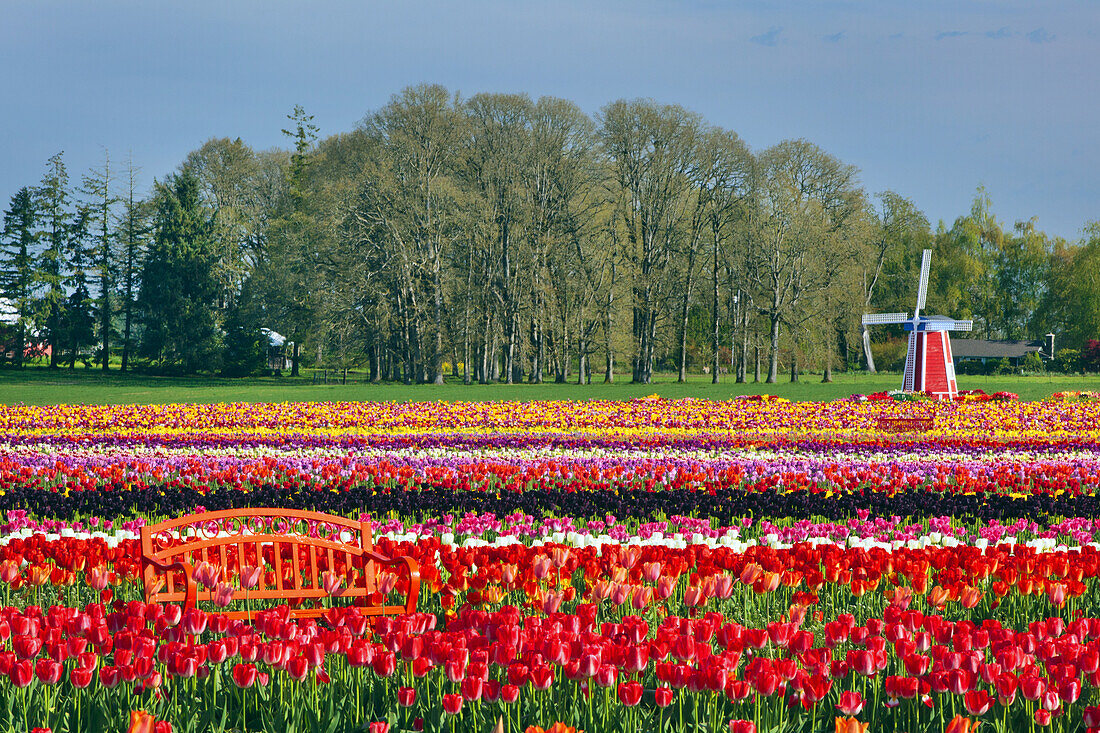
(862, 312, 909, 325)
(915, 249, 932, 313)
(947, 319, 973, 331)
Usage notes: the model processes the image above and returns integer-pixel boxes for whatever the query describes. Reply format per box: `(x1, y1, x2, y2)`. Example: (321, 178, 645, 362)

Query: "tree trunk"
(767, 316, 781, 383)
(577, 337, 587, 385)
(711, 252, 720, 385)
(754, 343, 760, 383)
(431, 265, 445, 385)
(790, 350, 798, 382)
(822, 324, 834, 383)
(677, 246, 698, 383)
(738, 300, 749, 383)
(290, 342, 300, 377)
(604, 259, 616, 383)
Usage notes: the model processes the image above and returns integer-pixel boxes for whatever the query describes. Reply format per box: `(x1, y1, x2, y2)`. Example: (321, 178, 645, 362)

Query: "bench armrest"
(144, 557, 197, 611)
(365, 551, 421, 614)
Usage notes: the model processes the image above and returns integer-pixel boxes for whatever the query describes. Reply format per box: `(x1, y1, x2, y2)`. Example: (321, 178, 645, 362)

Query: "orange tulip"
(128, 711, 155, 733)
(834, 717, 869, 733)
(944, 715, 981, 733)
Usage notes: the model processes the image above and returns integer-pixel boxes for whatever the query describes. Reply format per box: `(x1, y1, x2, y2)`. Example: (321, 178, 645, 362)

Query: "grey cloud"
(823, 31, 844, 43)
(935, 30, 968, 40)
(750, 27, 782, 47)
(985, 27, 1011, 40)
(1027, 28, 1055, 43)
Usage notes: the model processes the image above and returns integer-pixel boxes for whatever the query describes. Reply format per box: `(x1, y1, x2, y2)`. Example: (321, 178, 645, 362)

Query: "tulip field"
(7, 393, 1100, 732)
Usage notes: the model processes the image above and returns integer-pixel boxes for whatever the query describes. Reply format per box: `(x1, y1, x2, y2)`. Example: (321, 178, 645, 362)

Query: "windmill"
(862, 249, 973, 400)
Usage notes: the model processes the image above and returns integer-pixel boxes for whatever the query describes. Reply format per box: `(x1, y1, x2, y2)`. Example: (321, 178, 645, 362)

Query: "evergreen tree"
(0, 188, 40, 368)
(60, 203, 95, 368)
(80, 151, 119, 370)
(221, 278, 268, 376)
(138, 169, 222, 373)
(118, 157, 150, 373)
(35, 152, 76, 368)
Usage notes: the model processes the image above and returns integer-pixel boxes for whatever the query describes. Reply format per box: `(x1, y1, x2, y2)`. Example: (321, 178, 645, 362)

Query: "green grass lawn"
(0, 367, 1096, 405)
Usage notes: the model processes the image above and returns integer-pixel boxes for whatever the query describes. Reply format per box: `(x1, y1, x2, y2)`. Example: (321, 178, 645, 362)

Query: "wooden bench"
(140, 508, 420, 620)
(876, 416, 935, 434)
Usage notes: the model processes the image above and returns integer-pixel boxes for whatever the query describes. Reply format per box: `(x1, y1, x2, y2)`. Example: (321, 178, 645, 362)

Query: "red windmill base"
(902, 331, 959, 401)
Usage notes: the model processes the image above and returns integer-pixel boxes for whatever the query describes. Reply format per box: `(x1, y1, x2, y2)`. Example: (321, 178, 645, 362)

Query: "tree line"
(2, 84, 1097, 383)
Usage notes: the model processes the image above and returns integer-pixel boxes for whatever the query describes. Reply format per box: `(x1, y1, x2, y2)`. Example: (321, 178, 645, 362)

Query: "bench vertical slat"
(274, 540, 284, 594)
(291, 541, 302, 591)
(306, 545, 316, 589)
(360, 520, 377, 595)
(237, 542, 246, 580)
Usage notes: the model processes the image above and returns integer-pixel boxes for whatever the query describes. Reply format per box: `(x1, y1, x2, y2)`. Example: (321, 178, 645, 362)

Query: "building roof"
(951, 338, 1043, 360)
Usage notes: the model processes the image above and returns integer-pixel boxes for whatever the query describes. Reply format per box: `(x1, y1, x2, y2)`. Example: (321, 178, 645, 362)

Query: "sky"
(1, 0, 1098, 240)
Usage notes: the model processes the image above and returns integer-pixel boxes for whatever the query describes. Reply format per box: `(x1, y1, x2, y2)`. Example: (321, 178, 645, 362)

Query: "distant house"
(951, 337, 1049, 366)
(261, 328, 294, 372)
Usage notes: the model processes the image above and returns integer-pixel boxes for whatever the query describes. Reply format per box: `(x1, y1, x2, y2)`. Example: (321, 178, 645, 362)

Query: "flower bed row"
(0, 397, 1098, 439)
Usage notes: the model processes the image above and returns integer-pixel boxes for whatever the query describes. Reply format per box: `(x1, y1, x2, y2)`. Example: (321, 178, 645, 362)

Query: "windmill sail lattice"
(862, 249, 973, 400)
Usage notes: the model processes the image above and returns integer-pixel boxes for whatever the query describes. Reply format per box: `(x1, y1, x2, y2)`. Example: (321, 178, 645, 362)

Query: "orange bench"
(140, 508, 420, 620)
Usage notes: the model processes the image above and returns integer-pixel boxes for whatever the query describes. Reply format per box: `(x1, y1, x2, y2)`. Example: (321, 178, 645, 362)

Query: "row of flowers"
(8, 439, 1100, 494)
(3, 592, 1100, 732)
(4, 532, 1100, 620)
(2, 397, 1100, 439)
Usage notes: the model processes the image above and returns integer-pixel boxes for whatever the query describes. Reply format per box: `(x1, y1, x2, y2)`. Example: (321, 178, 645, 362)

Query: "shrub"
(1054, 348, 1081, 374)
(1021, 351, 1044, 373)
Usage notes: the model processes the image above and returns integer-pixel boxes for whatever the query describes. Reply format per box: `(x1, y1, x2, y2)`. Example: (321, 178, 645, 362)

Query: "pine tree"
(138, 169, 222, 373)
(35, 152, 77, 368)
(0, 188, 40, 368)
(80, 150, 119, 370)
(118, 157, 149, 373)
(61, 212, 95, 368)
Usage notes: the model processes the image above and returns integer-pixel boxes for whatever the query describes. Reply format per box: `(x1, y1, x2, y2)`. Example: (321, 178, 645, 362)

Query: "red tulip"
(530, 664, 555, 691)
(182, 609, 207, 636)
(617, 680, 643, 707)
(372, 651, 396, 677)
(654, 686, 674, 707)
(500, 684, 520, 704)
(441, 694, 463, 715)
(9, 660, 32, 688)
(461, 676, 484, 701)
(398, 686, 417, 707)
(369, 724, 389, 733)
(1020, 675, 1047, 701)
(35, 659, 62, 685)
(286, 655, 309, 681)
(729, 722, 756, 733)
(962, 689, 992, 716)
(835, 691, 864, 715)
(70, 666, 94, 688)
(232, 663, 257, 688)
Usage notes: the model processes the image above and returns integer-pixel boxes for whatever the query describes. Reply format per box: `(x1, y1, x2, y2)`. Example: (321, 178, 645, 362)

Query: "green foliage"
(987, 357, 1014, 375)
(138, 169, 223, 373)
(221, 284, 268, 377)
(1021, 351, 1044, 373)
(1054, 348, 1081, 374)
(0, 187, 39, 368)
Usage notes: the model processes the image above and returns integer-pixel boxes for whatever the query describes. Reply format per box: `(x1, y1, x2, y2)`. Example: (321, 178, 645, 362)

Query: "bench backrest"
(140, 508, 393, 618)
